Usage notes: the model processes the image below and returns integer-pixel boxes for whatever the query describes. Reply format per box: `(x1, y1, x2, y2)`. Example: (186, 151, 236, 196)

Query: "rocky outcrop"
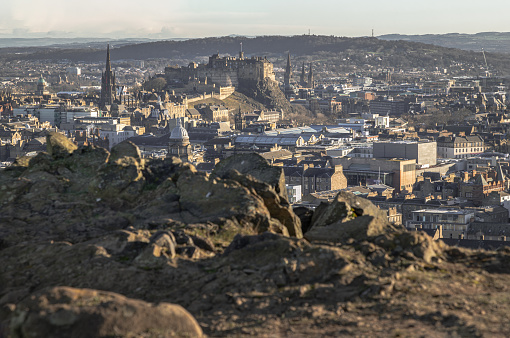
(237, 78, 292, 112)
(213, 153, 302, 238)
(7, 286, 203, 338)
(2, 134, 510, 337)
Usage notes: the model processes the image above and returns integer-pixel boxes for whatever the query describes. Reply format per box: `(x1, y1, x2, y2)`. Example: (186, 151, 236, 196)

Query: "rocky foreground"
(1, 133, 510, 337)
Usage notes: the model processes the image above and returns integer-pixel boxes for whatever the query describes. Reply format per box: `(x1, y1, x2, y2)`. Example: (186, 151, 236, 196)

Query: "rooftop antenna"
(308, 29, 311, 36)
(372, 29, 374, 38)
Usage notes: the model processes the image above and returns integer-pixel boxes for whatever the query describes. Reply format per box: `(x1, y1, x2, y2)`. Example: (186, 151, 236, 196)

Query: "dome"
(38, 75, 47, 85)
(170, 119, 189, 140)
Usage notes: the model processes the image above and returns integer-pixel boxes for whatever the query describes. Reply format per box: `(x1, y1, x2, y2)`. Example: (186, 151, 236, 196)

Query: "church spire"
(300, 62, 306, 86)
(308, 62, 314, 88)
(100, 44, 117, 108)
(106, 44, 111, 73)
(284, 53, 292, 88)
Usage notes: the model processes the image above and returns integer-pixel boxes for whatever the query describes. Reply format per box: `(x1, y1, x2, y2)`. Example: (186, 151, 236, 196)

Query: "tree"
(143, 77, 167, 92)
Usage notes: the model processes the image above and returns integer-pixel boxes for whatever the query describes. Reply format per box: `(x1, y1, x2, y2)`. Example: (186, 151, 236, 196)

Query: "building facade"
(437, 135, 484, 159)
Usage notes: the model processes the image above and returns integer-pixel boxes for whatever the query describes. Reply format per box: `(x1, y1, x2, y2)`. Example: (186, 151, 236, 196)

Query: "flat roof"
(413, 209, 474, 215)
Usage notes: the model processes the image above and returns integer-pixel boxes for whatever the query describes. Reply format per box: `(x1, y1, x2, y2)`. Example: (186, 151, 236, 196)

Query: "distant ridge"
(379, 32, 510, 53)
(2, 35, 510, 76)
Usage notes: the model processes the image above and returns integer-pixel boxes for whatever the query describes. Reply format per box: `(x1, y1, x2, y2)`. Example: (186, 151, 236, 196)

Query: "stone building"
(168, 119, 191, 162)
(373, 140, 437, 167)
(283, 163, 347, 197)
(437, 135, 484, 159)
(459, 167, 506, 206)
(329, 157, 416, 192)
(165, 53, 275, 88)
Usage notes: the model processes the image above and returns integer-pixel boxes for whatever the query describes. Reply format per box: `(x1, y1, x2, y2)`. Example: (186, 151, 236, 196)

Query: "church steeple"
(308, 62, 314, 88)
(100, 44, 117, 108)
(284, 53, 292, 88)
(300, 62, 306, 86)
(105, 44, 112, 73)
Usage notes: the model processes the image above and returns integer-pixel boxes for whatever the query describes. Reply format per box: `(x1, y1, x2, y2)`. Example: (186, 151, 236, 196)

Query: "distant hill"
(0, 38, 160, 49)
(379, 32, 510, 53)
(2, 35, 510, 76)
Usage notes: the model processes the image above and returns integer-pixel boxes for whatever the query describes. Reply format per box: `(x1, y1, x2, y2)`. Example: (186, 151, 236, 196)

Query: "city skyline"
(1, 0, 510, 39)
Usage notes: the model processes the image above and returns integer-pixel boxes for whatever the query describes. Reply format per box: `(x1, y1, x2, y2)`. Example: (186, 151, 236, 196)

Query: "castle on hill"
(164, 51, 276, 88)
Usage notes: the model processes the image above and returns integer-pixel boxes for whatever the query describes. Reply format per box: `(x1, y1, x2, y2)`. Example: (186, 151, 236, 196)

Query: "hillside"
(1, 133, 510, 336)
(380, 32, 510, 53)
(4, 35, 510, 76)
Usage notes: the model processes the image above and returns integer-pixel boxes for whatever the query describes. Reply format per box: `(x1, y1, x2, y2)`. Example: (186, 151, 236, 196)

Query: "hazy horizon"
(2, 0, 510, 39)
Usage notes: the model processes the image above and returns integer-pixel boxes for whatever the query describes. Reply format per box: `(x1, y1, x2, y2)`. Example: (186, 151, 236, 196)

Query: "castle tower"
(100, 44, 117, 108)
(308, 62, 314, 88)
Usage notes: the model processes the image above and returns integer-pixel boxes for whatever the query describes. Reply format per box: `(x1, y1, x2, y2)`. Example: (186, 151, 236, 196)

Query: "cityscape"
(2, 4, 510, 336)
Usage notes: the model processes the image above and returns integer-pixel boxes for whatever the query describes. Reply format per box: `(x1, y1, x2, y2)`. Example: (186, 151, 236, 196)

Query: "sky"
(1, 0, 510, 39)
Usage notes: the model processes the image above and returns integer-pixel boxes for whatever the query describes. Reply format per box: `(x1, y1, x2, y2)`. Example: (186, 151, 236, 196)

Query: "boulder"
(305, 214, 390, 243)
(310, 191, 389, 229)
(218, 169, 302, 238)
(109, 140, 141, 163)
(8, 286, 203, 337)
(176, 170, 271, 225)
(46, 132, 77, 159)
(213, 153, 289, 203)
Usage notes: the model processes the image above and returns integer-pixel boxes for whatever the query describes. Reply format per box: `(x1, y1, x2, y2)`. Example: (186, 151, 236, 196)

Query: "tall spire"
(300, 62, 306, 86)
(106, 44, 111, 72)
(308, 62, 314, 88)
(284, 53, 292, 88)
(100, 44, 117, 108)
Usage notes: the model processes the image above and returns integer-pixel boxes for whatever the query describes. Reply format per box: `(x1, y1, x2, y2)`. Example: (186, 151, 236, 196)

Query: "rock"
(176, 170, 271, 225)
(150, 231, 177, 258)
(396, 231, 446, 263)
(173, 230, 195, 246)
(8, 286, 203, 337)
(224, 232, 282, 255)
(293, 206, 314, 234)
(190, 234, 215, 252)
(305, 214, 391, 243)
(215, 167, 302, 238)
(310, 191, 388, 230)
(213, 153, 289, 203)
(46, 132, 78, 159)
(176, 246, 201, 259)
(134, 243, 172, 268)
(109, 140, 141, 163)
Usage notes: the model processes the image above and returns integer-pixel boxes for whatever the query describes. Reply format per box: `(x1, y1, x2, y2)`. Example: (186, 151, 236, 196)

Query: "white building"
(66, 67, 81, 76)
(437, 135, 484, 159)
(99, 125, 137, 149)
(286, 184, 302, 204)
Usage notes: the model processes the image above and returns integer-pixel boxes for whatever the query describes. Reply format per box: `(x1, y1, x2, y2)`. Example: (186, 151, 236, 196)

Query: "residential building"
(437, 135, 484, 159)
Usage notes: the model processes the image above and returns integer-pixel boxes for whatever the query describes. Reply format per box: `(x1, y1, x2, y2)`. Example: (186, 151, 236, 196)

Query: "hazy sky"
(1, 0, 509, 39)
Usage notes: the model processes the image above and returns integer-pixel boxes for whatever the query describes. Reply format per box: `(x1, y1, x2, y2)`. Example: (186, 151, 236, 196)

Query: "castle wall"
(165, 55, 275, 88)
